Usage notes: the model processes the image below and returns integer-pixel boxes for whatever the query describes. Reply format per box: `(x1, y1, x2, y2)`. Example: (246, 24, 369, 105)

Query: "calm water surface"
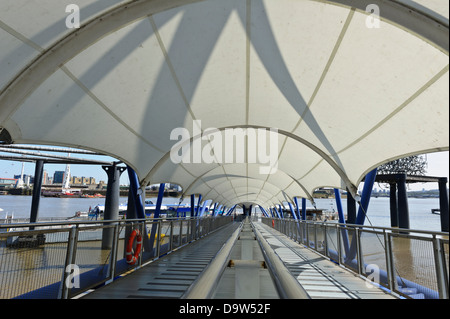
(0, 195, 444, 231)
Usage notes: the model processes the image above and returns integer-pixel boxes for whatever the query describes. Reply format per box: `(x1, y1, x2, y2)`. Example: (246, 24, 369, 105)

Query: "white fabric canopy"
(0, 0, 448, 208)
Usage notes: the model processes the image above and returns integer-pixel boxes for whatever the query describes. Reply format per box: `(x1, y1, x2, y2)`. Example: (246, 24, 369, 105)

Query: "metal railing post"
(314, 223, 318, 251)
(60, 225, 78, 299)
(179, 219, 183, 246)
(156, 220, 162, 257)
(108, 223, 121, 280)
(337, 224, 342, 264)
(139, 222, 145, 266)
(385, 232, 397, 292)
(355, 228, 363, 275)
(169, 220, 174, 251)
(432, 236, 449, 299)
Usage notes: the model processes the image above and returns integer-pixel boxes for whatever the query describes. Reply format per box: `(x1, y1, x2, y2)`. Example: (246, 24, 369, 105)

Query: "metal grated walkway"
(252, 222, 397, 299)
(79, 220, 398, 299)
(81, 222, 240, 299)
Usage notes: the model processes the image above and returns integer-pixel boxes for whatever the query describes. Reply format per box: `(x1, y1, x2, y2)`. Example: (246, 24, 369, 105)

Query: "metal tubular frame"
(253, 221, 311, 299)
(183, 223, 242, 299)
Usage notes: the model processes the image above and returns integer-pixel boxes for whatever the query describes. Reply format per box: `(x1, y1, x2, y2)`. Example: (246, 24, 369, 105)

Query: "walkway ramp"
(81, 223, 240, 299)
(81, 220, 397, 299)
(253, 222, 396, 299)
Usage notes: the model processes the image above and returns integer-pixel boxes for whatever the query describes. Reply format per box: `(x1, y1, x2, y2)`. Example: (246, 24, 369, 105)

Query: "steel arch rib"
(143, 125, 354, 197)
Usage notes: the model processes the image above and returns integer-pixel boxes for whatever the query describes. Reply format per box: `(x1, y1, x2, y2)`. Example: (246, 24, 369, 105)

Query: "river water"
(0, 195, 444, 232)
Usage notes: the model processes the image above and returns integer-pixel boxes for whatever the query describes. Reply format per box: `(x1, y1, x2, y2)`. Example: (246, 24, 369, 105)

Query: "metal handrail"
(0, 216, 233, 299)
(183, 223, 242, 299)
(261, 216, 449, 299)
(253, 221, 311, 299)
(0, 216, 193, 229)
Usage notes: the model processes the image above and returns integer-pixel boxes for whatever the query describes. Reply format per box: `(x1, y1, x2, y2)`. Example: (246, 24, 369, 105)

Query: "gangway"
(80, 219, 396, 299)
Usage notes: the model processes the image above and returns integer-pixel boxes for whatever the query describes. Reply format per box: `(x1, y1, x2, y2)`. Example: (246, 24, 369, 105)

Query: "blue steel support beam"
(127, 166, 150, 251)
(190, 194, 195, 218)
(127, 166, 146, 219)
(288, 202, 298, 221)
(355, 168, 378, 226)
(215, 204, 222, 216)
(154, 183, 165, 218)
(149, 183, 165, 256)
(226, 205, 237, 216)
(334, 188, 350, 256)
(278, 205, 284, 218)
(293, 197, 301, 220)
(334, 189, 345, 223)
(288, 201, 302, 235)
(346, 188, 357, 224)
(199, 200, 208, 217)
(438, 177, 449, 232)
(258, 206, 267, 217)
(273, 207, 281, 219)
(264, 207, 271, 218)
(346, 168, 377, 263)
(302, 198, 307, 220)
(196, 195, 202, 217)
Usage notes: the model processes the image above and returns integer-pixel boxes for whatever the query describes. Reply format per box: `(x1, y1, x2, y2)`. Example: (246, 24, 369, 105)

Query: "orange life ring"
(126, 229, 142, 265)
(272, 219, 275, 227)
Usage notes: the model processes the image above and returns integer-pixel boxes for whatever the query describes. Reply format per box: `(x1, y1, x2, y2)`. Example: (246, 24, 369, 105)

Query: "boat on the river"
(89, 200, 209, 219)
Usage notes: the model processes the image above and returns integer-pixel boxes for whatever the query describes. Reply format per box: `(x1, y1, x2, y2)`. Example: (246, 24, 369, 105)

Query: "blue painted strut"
(302, 198, 306, 220)
(277, 204, 284, 218)
(196, 195, 202, 217)
(259, 206, 269, 218)
(288, 202, 298, 221)
(226, 205, 237, 216)
(190, 194, 195, 217)
(272, 207, 281, 219)
(355, 168, 378, 226)
(345, 168, 377, 263)
(214, 205, 222, 216)
(149, 183, 165, 256)
(293, 197, 301, 220)
(126, 166, 152, 253)
(334, 188, 350, 256)
(199, 200, 208, 217)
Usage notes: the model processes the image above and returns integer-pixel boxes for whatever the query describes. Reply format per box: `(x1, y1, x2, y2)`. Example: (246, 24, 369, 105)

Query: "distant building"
(13, 174, 34, 185)
(43, 170, 48, 185)
(70, 176, 96, 186)
(53, 171, 65, 184)
(0, 178, 18, 189)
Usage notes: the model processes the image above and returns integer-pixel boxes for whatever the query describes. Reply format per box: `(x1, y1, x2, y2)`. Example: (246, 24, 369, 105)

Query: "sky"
(0, 146, 448, 191)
